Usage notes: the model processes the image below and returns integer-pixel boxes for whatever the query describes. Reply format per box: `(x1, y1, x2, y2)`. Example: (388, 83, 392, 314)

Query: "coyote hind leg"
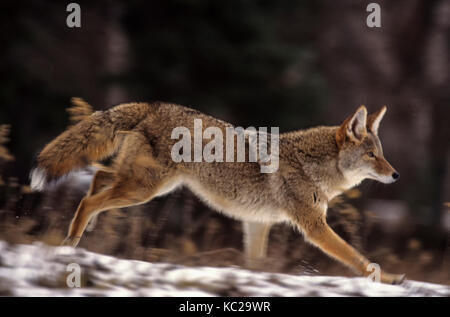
(62, 176, 162, 247)
(62, 131, 168, 247)
(88, 169, 115, 196)
(85, 169, 115, 232)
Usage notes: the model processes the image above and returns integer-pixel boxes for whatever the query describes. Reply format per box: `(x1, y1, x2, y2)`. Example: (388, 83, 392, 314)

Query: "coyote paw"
(381, 272, 406, 285)
(61, 236, 81, 248)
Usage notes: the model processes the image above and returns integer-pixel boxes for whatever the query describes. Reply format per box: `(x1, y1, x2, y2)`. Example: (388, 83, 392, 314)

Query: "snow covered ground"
(0, 241, 448, 297)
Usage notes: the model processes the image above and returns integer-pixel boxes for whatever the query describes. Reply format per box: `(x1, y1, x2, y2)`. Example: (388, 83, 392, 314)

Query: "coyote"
(31, 99, 404, 284)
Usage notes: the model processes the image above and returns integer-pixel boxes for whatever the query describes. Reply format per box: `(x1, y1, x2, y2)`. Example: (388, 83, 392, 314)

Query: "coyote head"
(335, 106, 399, 186)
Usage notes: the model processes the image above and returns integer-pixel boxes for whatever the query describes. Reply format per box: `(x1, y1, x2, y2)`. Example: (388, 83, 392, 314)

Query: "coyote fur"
(31, 98, 404, 284)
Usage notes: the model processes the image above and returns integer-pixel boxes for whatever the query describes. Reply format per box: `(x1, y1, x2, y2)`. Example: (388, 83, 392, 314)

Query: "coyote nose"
(392, 172, 400, 181)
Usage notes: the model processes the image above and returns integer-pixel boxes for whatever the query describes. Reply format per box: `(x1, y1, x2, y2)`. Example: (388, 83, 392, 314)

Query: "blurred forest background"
(0, 0, 449, 284)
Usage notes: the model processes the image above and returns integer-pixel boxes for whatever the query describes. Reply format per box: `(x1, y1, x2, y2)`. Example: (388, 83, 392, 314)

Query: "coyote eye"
(367, 151, 375, 158)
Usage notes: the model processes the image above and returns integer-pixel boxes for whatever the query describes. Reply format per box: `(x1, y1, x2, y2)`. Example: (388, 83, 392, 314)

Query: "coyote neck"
(280, 126, 354, 201)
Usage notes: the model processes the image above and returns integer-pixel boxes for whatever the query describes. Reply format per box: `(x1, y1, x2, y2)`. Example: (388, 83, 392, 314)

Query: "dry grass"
(66, 97, 94, 125)
(0, 125, 14, 162)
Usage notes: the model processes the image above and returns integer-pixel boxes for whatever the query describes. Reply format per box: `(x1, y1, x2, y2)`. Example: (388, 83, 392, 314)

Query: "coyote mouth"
(368, 173, 394, 184)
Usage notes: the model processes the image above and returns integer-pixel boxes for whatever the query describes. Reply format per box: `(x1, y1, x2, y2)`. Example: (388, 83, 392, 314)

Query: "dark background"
(0, 0, 448, 284)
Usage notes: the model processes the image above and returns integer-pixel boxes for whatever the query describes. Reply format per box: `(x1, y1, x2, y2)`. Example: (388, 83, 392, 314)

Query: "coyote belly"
(182, 176, 288, 223)
(31, 99, 404, 284)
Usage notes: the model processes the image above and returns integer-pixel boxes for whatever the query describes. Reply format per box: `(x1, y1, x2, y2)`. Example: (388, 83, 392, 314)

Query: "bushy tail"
(30, 98, 152, 191)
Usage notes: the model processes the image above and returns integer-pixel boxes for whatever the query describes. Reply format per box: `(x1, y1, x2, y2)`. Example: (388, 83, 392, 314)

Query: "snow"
(0, 241, 448, 297)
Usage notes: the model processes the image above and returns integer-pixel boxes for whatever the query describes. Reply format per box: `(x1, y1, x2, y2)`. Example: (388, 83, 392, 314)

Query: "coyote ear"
(336, 106, 367, 148)
(367, 106, 387, 135)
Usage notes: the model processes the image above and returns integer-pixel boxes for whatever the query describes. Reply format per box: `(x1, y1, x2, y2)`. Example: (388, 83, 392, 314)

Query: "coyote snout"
(367, 152, 400, 184)
(370, 160, 400, 184)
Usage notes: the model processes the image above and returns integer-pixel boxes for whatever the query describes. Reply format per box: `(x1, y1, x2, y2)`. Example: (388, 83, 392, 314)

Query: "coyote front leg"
(243, 221, 272, 268)
(291, 209, 404, 284)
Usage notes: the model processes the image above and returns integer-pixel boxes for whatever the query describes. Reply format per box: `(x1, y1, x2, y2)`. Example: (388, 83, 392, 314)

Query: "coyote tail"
(30, 98, 152, 191)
